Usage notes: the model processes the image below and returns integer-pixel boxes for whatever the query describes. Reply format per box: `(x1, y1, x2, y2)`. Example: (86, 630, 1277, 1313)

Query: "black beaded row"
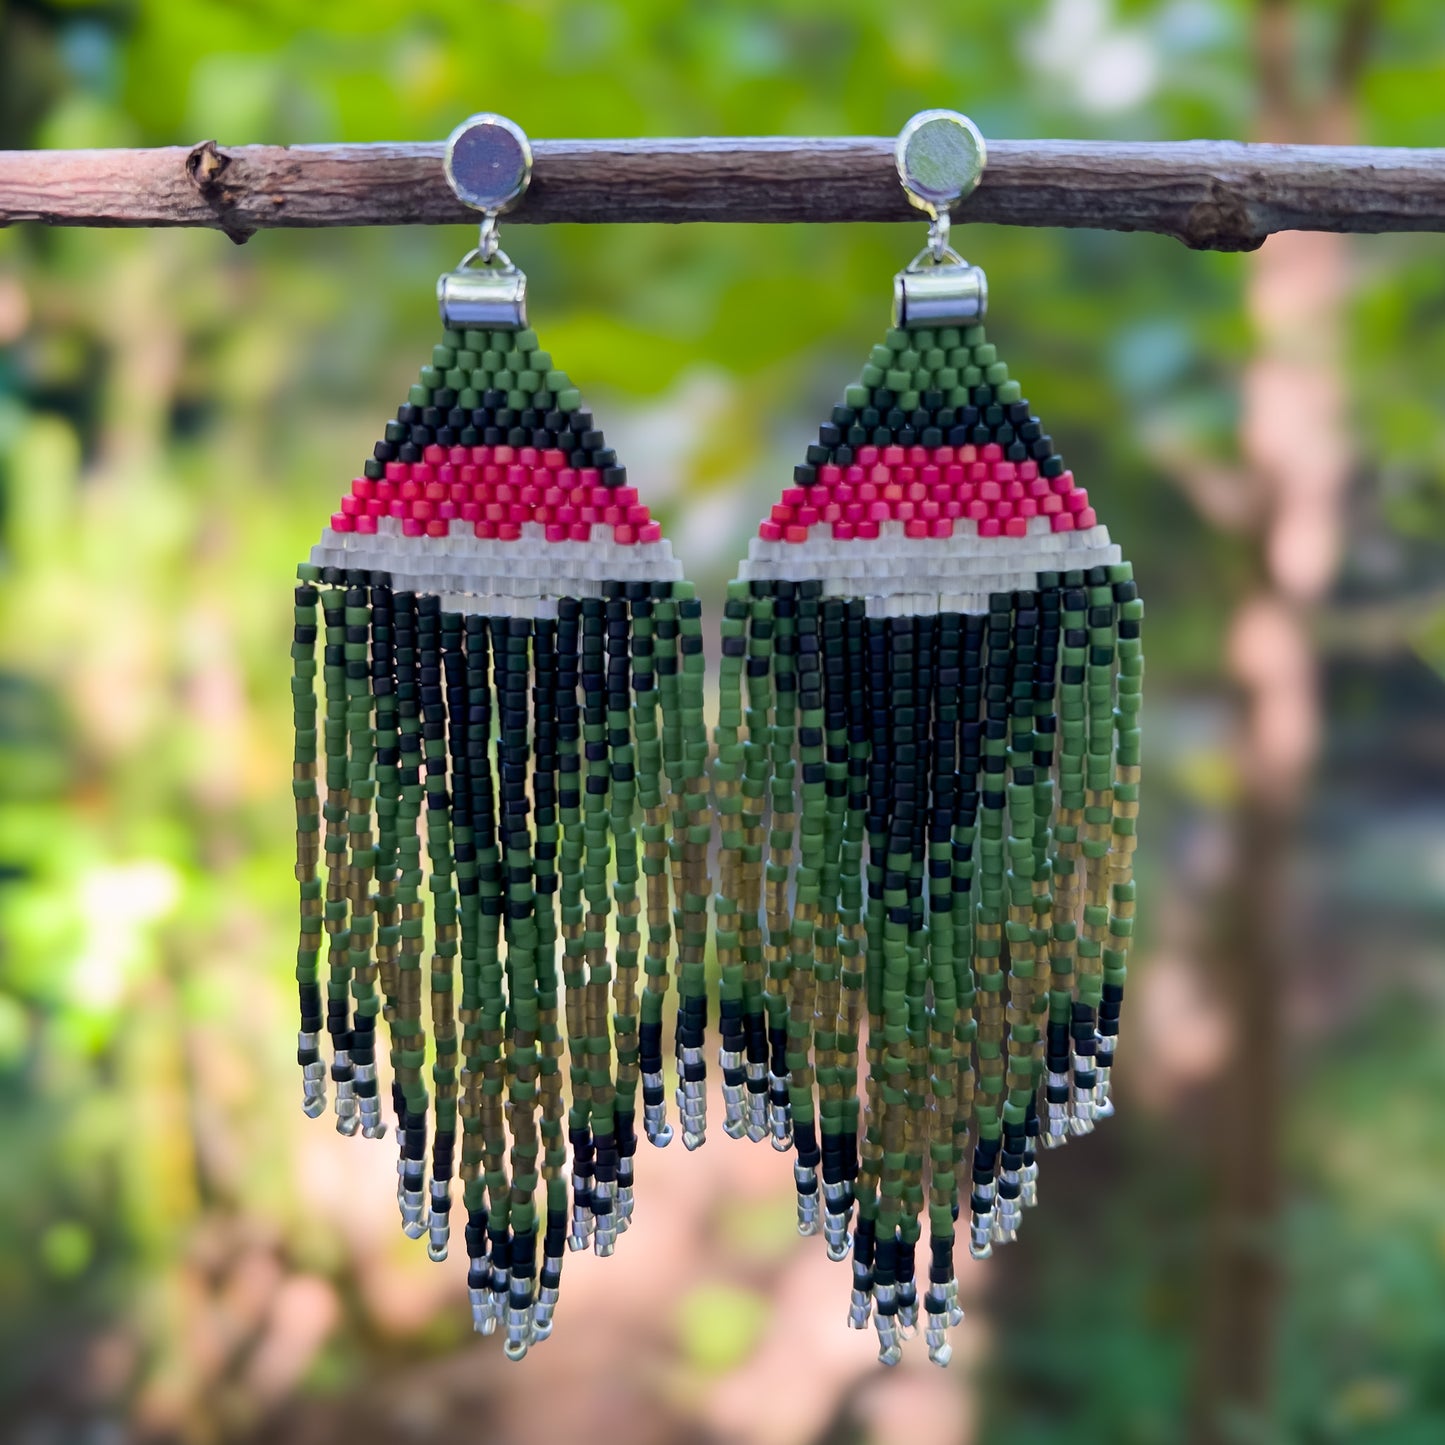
(364, 402, 627, 488)
(791, 392, 1066, 488)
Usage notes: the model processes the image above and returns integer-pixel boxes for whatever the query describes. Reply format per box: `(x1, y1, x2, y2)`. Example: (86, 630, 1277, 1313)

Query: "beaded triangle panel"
(290, 324, 710, 1358)
(712, 318, 1144, 1364)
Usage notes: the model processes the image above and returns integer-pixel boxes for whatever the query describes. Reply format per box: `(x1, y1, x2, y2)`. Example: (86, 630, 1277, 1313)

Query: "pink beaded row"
(329, 444, 662, 545)
(759, 443, 1096, 544)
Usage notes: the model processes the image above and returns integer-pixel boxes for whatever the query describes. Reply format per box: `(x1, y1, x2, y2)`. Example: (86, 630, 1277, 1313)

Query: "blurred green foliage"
(1, 2, 1443, 1442)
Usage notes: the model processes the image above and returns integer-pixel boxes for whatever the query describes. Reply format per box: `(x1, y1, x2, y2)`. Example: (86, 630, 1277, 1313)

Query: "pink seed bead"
(366, 499, 385, 518)
(426, 519, 448, 538)
(614, 524, 637, 545)
(883, 445, 904, 466)
(340, 495, 361, 515)
(856, 520, 880, 540)
(557, 467, 576, 488)
(920, 500, 940, 521)
(352, 478, 373, 499)
(979, 518, 1002, 538)
(331, 512, 354, 532)
(437, 464, 457, 485)
(996, 501, 1014, 521)
(615, 486, 639, 508)
(771, 504, 794, 523)
(639, 521, 662, 544)
(958, 444, 978, 463)
(759, 521, 784, 541)
(403, 517, 423, 537)
(376, 480, 396, 501)
(1076, 507, 1097, 529)
(785, 524, 809, 543)
(969, 462, 989, 482)
(822, 502, 842, 523)
(497, 522, 521, 541)
(355, 515, 378, 534)
(857, 445, 879, 465)
(1005, 517, 1028, 538)
(518, 447, 538, 466)
(943, 500, 963, 519)
(979, 481, 1001, 502)
(945, 464, 965, 486)
(569, 522, 591, 541)
(601, 506, 622, 525)
(858, 482, 879, 502)
(846, 464, 866, 483)
(907, 445, 927, 465)
(931, 518, 954, 539)
(475, 520, 495, 539)
(819, 464, 842, 485)
(797, 506, 819, 527)
(996, 462, 1017, 483)
(546, 523, 568, 542)
(413, 464, 434, 486)
(982, 443, 1003, 462)
(921, 465, 940, 486)
(579, 468, 601, 486)
(1042, 494, 1063, 514)
(897, 466, 916, 485)
(627, 504, 650, 525)
(1052, 471, 1075, 494)
(461, 502, 481, 522)
(782, 487, 807, 508)
(1066, 490, 1089, 513)
(1051, 513, 1075, 532)
(389, 500, 405, 518)
(448, 446, 468, 465)
(414, 500, 434, 521)
(905, 518, 929, 539)
(544, 449, 567, 469)
(438, 501, 458, 520)
(385, 462, 407, 482)
(1020, 461, 1039, 481)
(845, 502, 865, 523)
(835, 483, 855, 503)
(896, 501, 916, 522)
(1018, 497, 1039, 518)
(869, 500, 891, 522)
(966, 499, 988, 521)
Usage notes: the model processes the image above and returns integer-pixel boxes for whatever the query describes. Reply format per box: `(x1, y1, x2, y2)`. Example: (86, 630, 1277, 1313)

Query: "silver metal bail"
(892, 109, 989, 329)
(438, 113, 533, 331)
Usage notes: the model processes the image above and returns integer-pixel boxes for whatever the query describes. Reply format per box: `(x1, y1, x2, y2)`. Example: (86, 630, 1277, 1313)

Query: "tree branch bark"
(0, 136, 1443, 247)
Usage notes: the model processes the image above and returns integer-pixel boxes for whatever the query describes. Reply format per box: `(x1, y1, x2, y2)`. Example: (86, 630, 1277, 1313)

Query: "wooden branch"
(0, 136, 1444, 249)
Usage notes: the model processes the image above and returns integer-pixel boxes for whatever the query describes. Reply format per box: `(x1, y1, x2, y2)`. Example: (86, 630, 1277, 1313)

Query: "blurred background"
(1, 1, 1443, 1442)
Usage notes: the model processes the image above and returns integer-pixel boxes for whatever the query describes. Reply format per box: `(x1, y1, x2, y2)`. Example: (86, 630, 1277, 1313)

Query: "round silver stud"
(443, 113, 533, 215)
(895, 109, 987, 218)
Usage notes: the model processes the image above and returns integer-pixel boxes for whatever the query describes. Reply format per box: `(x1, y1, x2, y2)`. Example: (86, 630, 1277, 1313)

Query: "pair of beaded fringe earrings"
(290, 111, 1142, 1367)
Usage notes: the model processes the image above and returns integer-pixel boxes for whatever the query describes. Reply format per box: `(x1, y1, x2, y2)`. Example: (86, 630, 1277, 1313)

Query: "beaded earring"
(712, 111, 1143, 1365)
(290, 116, 709, 1358)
